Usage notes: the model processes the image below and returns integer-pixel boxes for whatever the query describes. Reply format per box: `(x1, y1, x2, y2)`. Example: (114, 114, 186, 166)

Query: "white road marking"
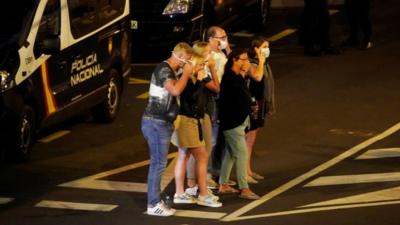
(59, 152, 178, 193)
(174, 210, 227, 219)
(136, 92, 149, 99)
(232, 31, 255, 37)
(228, 200, 400, 220)
(35, 200, 118, 211)
(356, 148, 400, 159)
(0, 197, 14, 204)
(300, 186, 400, 208)
(267, 29, 297, 42)
(221, 122, 400, 221)
(131, 63, 157, 67)
(38, 130, 70, 143)
(304, 172, 400, 187)
(128, 78, 150, 84)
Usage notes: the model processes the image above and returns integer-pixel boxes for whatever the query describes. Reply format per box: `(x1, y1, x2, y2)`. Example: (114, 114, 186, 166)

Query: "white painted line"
(328, 9, 339, 15)
(38, 130, 70, 143)
(128, 78, 150, 84)
(0, 197, 14, 204)
(59, 152, 178, 193)
(230, 200, 400, 220)
(61, 180, 148, 192)
(356, 148, 400, 159)
(232, 31, 255, 38)
(131, 63, 158, 67)
(267, 29, 297, 42)
(304, 172, 400, 187)
(136, 92, 149, 99)
(174, 210, 227, 219)
(300, 186, 400, 208)
(221, 122, 400, 222)
(35, 200, 118, 211)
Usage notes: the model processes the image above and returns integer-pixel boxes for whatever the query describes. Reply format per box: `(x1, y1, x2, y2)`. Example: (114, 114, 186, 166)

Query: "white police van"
(0, 0, 131, 160)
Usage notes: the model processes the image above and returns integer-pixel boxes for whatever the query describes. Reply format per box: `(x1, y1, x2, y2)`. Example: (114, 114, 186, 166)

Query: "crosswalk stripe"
(136, 92, 149, 99)
(356, 148, 400, 159)
(0, 197, 14, 204)
(300, 186, 400, 208)
(304, 172, 400, 187)
(222, 122, 400, 222)
(174, 210, 227, 219)
(128, 78, 150, 84)
(35, 200, 118, 211)
(267, 29, 297, 42)
(38, 130, 70, 143)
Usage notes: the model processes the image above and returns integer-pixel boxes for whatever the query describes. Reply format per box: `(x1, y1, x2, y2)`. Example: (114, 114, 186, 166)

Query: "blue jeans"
(141, 116, 173, 207)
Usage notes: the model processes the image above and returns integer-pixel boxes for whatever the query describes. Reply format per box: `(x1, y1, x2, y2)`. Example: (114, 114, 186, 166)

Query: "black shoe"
(360, 41, 373, 50)
(304, 48, 322, 57)
(322, 47, 342, 55)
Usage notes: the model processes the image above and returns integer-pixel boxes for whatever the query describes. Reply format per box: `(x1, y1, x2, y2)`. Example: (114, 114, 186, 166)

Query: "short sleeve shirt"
(143, 61, 179, 121)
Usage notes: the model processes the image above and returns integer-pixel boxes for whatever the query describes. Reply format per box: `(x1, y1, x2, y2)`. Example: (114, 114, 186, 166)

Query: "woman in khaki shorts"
(173, 50, 222, 208)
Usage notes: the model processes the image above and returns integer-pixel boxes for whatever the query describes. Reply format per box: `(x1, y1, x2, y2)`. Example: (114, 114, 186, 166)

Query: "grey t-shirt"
(143, 61, 179, 122)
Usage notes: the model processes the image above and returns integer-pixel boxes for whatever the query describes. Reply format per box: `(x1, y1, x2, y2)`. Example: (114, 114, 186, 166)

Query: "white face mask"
(219, 40, 228, 50)
(261, 47, 270, 58)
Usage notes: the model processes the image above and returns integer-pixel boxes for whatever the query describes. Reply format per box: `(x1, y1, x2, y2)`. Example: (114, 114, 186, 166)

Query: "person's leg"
(344, 0, 359, 44)
(141, 118, 172, 207)
(175, 148, 190, 195)
(186, 154, 197, 187)
(245, 129, 257, 176)
(223, 126, 249, 190)
(359, 0, 372, 45)
(189, 146, 209, 196)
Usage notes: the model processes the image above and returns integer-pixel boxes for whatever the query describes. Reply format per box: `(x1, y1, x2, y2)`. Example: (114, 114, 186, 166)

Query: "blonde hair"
(192, 41, 209, 56)
(172, 42, 193, 58)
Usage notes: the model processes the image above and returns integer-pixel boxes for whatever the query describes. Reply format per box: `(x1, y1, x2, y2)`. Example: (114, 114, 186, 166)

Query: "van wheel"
(12, 105, 35, 161)
(92, 69, 121, 123)
(254, 0, 271, 28)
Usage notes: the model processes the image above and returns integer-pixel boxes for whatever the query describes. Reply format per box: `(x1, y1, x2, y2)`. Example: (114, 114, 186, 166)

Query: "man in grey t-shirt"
(141, 42, 193, 217)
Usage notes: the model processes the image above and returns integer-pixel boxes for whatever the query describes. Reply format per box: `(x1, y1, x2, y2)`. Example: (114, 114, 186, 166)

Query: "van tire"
(92, 69, 121, 123)
(11, 105, 35, 162)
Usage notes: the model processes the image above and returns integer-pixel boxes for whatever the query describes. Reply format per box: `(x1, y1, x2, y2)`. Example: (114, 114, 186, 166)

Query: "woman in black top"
(218, 48, 260, 200)
(245, 36, 276, 183)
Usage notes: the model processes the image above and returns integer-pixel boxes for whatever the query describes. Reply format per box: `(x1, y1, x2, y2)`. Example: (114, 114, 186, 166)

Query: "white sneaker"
(185, 185, 198, 196)
(173, 193, 197, 204)
(147, 201, 176, 217)
(197, 195, 222, 208)
(208, 189, 219, 201)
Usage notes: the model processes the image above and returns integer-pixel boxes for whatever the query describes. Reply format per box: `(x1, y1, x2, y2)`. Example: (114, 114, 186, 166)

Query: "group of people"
(301, 0, 373, 56)
(141, 26, 276, 216)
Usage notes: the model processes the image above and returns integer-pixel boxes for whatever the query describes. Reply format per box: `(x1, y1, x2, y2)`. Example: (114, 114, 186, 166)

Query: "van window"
(68, 0, 125, 39)
(98, 0, 125, 26)
(34, 0, 60, 58)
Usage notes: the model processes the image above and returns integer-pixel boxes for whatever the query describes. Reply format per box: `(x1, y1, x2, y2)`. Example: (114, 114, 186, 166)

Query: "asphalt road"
(1, 1, 400, 224)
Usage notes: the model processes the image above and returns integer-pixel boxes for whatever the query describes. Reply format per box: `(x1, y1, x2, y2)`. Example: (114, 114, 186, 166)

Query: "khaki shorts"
(177, 115, 205, 148)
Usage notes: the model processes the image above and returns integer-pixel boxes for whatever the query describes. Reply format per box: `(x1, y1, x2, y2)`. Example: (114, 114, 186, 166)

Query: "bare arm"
(248, 49, 265, 81)
(164, 63, 193, 96)
(205, 58, 220, 93)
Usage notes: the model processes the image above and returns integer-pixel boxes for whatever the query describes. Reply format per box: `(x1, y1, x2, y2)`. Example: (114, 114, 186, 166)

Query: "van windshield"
(0, 1, 38, 43)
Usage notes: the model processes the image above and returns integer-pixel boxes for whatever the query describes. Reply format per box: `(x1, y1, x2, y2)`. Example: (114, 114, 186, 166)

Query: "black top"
(179, 76, 210, 118)
(219, 69, 252, 131)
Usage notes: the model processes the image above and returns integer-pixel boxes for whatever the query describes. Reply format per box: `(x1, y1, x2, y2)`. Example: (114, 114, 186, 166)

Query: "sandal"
(218, 185, 239, 194)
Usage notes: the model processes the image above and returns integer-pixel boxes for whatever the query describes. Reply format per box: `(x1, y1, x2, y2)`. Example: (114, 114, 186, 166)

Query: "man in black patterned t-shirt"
(141, 42, 193, 217)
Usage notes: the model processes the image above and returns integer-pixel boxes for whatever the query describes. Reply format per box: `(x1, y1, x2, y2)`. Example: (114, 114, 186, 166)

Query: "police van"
(0, 0, 131, 160)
